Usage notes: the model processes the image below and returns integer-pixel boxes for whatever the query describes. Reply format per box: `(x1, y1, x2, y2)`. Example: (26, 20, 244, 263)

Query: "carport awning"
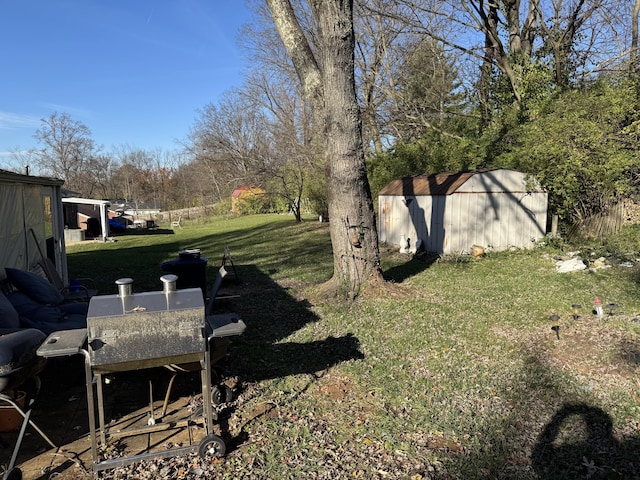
(62, 197, 111, 242)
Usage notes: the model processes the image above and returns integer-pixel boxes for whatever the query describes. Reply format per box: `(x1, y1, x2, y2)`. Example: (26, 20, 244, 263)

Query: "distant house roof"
(62, 197, 111, 207)
(232, 186, 265, 197)
(232, 186, 251, 198)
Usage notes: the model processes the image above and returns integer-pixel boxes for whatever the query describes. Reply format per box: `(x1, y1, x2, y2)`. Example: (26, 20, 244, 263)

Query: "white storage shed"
(378, 169, 548, 254)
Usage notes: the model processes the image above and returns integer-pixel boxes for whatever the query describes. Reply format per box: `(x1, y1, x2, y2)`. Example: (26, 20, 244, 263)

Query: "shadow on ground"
(220, 263, 364, 383)
(531, 403, 640, 479)
(111, 228, 175, 237)
(383, 251, 440, 283)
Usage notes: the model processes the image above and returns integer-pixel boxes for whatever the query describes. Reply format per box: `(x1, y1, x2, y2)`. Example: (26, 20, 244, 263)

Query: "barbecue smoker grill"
(37, 275, 246, 474)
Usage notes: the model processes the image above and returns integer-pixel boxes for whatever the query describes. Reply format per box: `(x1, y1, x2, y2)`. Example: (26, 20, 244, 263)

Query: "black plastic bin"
(161, 249, 208, 296)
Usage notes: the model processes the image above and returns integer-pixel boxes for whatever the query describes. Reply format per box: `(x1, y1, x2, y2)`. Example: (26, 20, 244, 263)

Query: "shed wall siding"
(378, 189, 548, 254)
(429, 196, 445, 252)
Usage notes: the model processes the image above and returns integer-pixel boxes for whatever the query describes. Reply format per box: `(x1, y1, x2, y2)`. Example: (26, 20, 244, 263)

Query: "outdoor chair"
(220, 247, 239, 284)
(171, 216, 183, 229)
(35, 259, 97, 303)
(23, 228, 96, 303)
(205, 265, 240, 317)
(0, 328, 57, 480)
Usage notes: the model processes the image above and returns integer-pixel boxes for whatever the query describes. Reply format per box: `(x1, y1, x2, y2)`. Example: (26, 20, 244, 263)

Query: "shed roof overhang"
(0, 169, 64, 187)
(378, 168, 543, 196)
(378, 171, 478, 196)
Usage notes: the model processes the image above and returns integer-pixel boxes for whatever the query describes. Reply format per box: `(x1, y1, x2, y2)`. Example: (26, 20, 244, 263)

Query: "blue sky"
(0, 1, 253, 169)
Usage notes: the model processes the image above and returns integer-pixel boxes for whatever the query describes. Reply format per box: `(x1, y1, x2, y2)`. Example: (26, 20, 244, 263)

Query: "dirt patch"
(316, 373, 357, 401)
(500, 315, 640, 392)
(546, 319, 638, 382)
(549, 329, 638, 378)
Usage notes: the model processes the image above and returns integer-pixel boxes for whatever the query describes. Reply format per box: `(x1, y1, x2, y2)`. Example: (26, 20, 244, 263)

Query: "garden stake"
(571, 304, 581, 321)
(549, 314, 560, 340)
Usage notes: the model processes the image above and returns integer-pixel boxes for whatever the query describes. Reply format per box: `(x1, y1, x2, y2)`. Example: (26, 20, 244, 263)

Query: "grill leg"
(82, 351, 99, 464)
(202, 349, 214, 434)
(96, 373, 107, 445)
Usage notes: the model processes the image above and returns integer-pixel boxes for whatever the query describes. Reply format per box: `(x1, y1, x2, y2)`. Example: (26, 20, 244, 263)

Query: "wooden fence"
(567, 202, 626, 239)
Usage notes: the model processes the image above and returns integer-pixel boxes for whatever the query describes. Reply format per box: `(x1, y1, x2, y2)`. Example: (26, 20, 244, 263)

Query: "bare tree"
(89, 153, 116, 199)
(245, 71, 314, 220)
(354, 0, 410, 154)
(136, 148, 177, 211)
(385, 0, 626, 112)
(8, 147, 38, 175)
(33, 112, 98, 195)
(111, 144, 165, 214)
(266, 0, 384, 296)
(188, 90, 272, 202)
(241, 2, 327, 220)
(169, 154, 208, 210)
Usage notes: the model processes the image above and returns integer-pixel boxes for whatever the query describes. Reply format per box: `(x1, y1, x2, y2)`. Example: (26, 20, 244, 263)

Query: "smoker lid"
(179, 248, 201, 260)
(87, 287, 204, 319)
(86, 287, 206, 369)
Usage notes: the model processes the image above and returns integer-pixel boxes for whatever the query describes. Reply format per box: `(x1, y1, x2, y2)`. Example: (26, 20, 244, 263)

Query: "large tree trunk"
(315, 0, 383, 297)
(267, 0, 383, 297)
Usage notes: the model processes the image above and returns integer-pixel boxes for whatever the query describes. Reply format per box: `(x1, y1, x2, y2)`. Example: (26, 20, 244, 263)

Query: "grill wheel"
(198, 434, 226, 460)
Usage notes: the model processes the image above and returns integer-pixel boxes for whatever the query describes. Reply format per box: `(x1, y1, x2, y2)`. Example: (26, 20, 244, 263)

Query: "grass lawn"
(67, 214, 640, 479)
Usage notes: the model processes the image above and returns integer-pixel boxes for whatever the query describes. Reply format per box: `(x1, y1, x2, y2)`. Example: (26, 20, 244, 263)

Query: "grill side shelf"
(37, 329, 88, 358)
(206, 313, 246, 338)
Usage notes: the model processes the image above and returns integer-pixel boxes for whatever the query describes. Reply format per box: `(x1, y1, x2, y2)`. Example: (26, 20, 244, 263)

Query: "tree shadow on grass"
(383, 252, 440, 283)
(222, 264, 364, 383)
(18, 257, 360, 473)
(211, 263, 364, 452)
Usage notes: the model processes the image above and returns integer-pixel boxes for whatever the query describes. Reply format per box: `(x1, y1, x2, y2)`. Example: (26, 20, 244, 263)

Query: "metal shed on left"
(378, 168, 548, 254)
(0, 169, 69, 283)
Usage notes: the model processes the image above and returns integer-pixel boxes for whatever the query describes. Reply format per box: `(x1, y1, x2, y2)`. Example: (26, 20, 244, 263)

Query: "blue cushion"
(0, 291, 20, 329)
(59, 302, 89, 316)
(7, 292, 87, 335)
(0, 328, 46, 377)
(5, 268, 64, 306)
(19, 314, 86, 335)
(7, 292, 65, 324)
